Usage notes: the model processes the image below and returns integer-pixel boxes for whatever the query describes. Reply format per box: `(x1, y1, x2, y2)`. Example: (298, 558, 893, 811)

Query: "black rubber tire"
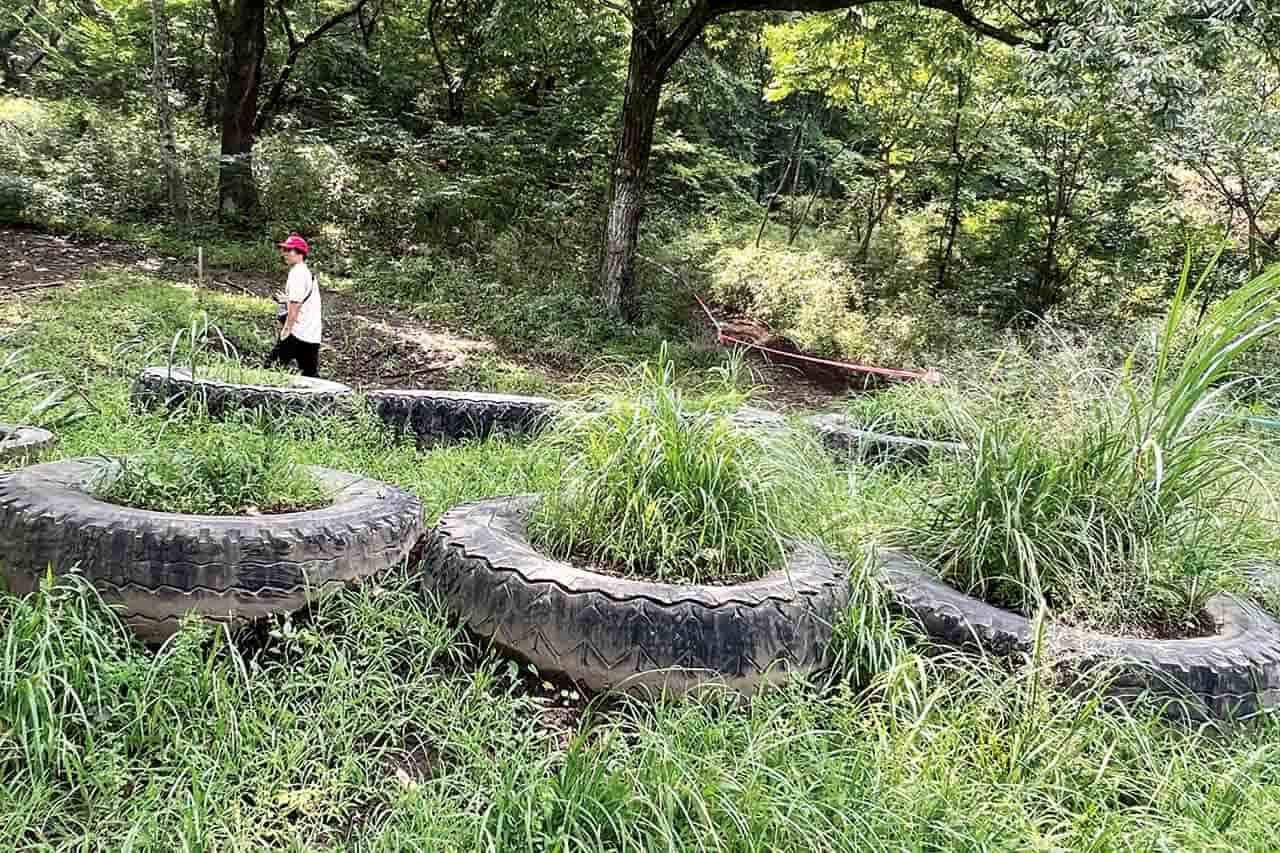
(131, 366, 353, 419)
(367, 389, 559, 445)
(806, 413, 965, 464)
(0, 424, 55, 465)
(0, 458, 423, 642)
(422, 496, 852, 696)
(880, 549, 1280, 720)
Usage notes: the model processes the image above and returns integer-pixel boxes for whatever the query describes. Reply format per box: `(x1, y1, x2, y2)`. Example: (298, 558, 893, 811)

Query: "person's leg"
(265, 333, 292, 368)
(297, 341, 320, 378)
(267, 334, 302, 370)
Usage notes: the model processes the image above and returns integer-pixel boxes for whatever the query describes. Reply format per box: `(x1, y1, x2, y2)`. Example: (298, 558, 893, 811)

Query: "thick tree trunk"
(600, 23, 663, 322)
(152, 0, 187, 219)
(216, 0, 265, 219)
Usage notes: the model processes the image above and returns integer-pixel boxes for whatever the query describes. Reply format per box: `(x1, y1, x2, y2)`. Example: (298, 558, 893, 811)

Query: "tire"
(131, 366, 353, 419)
(806, 413, 965, 464)
(0, 424, 55, 465)
(0, 458, 423, 642)
(367, 389, 559, 445)
(422, 496, 851, 696)
(880, 549, 1280, 720)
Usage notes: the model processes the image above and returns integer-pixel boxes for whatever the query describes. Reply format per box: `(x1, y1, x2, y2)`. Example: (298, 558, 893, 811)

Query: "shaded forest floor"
(0, 226, 851, 408)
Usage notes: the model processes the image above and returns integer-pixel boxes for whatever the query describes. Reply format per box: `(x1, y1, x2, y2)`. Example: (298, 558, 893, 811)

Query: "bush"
(844, 382, 977, 443)
(527, 349, 841, 583)
(705, 240, 971, 367)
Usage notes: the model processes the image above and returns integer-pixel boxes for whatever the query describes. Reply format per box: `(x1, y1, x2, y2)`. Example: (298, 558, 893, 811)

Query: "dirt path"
(0, 226, 846, 409)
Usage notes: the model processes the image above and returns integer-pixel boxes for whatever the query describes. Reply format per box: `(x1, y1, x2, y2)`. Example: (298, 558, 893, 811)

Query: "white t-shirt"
(286, 262, 322, 344)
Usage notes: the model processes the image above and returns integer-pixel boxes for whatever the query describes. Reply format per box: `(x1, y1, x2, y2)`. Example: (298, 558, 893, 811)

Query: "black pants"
(266, 334, 320, 377)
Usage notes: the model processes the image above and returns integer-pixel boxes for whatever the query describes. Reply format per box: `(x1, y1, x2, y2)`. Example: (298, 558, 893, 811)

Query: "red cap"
(277, 233, 309, 255)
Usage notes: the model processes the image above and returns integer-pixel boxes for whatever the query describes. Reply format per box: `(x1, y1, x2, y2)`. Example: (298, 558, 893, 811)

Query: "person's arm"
(281, 267, 304, 339)
(281, 301, 301, 339)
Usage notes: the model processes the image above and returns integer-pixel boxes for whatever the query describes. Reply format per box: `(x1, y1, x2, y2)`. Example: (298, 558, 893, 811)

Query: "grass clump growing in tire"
(843, 381, 975, 444)
(901, 255, 1280, 636)
(90, 417, 328, 515)
(527, 348, 842, 584)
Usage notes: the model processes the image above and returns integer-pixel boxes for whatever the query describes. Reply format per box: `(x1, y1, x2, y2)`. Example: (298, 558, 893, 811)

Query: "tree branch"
(255, 0, 367, 132)
(654, 0, 1050, 89)
(275, 0, 299, 50)
(708, 0, 1050, 49)
(425, 0, 453, 89)
(208, 0, 225, 31)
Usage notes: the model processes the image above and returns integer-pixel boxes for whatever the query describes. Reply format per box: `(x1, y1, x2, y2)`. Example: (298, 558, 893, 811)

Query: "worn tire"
(367, 389, 559, 445)
(0, 424, 55, 465)
(807, 413, 965, 464)
(131, 366, 353, 419)
(422, 496, 851, 696)
(881, 549, 1280, 720)
(0, 458, 423, 642)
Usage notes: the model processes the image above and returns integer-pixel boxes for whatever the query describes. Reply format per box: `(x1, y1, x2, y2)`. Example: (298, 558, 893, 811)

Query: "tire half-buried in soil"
(422, 495, 852, 696)
(0, 458, 423, 641)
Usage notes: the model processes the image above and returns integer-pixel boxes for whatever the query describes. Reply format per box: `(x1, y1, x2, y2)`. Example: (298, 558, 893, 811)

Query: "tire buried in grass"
(131, 366, 353, 419)
(807, 413, 965, 464)
(422, 495, 852, 697)
(366, 389, 559, 445)
(0, 458, 423, 641)
(0, 424, 56, 465)
(881, 549, 1280, 720)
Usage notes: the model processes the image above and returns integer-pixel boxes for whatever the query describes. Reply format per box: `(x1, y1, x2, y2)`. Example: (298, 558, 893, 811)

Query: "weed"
(89, 415, 329, 515)
(903, 255, 1280, 632)
(528, 346, 845, 583)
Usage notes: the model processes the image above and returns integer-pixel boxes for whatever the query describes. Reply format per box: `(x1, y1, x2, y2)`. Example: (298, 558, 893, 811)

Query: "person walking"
(267, 233, 323, 377)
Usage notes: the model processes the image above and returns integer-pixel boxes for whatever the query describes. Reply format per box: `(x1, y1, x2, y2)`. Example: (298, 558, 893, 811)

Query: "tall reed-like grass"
(906, 253, 1280, 631)
(528, 347, 844, 583)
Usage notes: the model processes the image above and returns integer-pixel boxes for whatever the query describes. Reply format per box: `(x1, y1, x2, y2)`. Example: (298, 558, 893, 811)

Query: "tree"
(425, 0, 500, 123)
(151, 0, 186, 219)
(210, 0, 369, 218)
(595, 0, 1051, 321)
(1166, 39, 1280, 275)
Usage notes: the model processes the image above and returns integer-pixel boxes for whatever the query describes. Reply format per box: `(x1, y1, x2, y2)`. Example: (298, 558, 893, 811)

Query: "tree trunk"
(591, 0, 1050, 319)
(600, 22, 663, 322)
(936, 74, 968, 289)
(446, 78, 465, 123)
(216, 0, 265, 219)
(152, 0, 187, 220)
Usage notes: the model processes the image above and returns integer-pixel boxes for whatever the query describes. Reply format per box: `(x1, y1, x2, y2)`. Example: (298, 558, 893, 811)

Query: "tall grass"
(528, 348, 844, 583)
(7, 267, 1280, 850)
(88, 414, 329, 515)
(905, 255, 1280, 631)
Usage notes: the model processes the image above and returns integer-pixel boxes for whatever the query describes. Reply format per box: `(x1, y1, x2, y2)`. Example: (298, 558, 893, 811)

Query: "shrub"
(527, 348, 841, 584)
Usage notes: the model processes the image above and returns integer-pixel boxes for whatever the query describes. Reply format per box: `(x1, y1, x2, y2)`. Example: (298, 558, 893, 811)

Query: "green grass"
(901, 257, 1280, 634)
(7, 571, 1280, 851)
(527, 348, 846, 584)
(843, 381, 975, 443)
(190, 358, 307, 387)
(88, 417, 330, 515)
(7, 261, 1280, 850)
